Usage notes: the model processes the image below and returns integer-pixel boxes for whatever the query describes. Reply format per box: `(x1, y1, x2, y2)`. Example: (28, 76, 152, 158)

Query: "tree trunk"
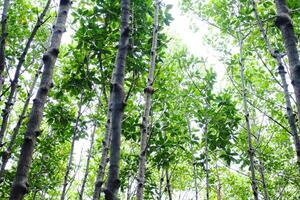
(9, 1, 71, 199)
(0, 62, 43, 180)
(158, 169, 164, 200)
(79, 122, 96, 200)
(93, 108, 111, 200)
(166, 168, 172, 200)
(0, 0, 10, 94)
(238, 37, 259, 200)
(0, 0, 51, 147)
(61, 93, 84, 200)
(257, 160, 268, 200)
(187, 119, 198, 200)
(204, 122, 209, 200)
(274, 0, 300, 130)
(278, 65, 300, 173)
(216, 163, 221, 200)
(104, 0, 130, 199)
(252, 0, 300, 173)
(136, 1, 159, 199)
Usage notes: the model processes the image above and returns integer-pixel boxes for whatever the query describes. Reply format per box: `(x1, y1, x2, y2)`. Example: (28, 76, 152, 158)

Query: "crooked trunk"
(136, 1, 159, 199)
(104, 0, 131, 199)
(9, 1, 71, 199)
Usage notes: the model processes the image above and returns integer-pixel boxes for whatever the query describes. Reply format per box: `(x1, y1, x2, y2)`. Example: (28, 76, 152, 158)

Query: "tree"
(9, 1, 71, 199)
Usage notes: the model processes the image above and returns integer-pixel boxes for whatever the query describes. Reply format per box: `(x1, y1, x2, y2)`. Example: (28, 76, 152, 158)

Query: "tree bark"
(79, 122, 96, 200)
(274, 0, 300, 129)
(9, 1, 71, 199)
(252, 0, 300, 173)
(136, 1, 159, 199)
(278, 65, 300, 173)
(187, 119, 198, 200)
(61, 93, 84, 200)
(0, 0, 10, 94)
(238, 37, 259, 200)
(104, 0, 130, 199)
(158, 168, 164, 200)
(204, 122, 209, 200)
(0, 0, 51, 146)
(216, 163, 221, 200)
(166, 168, 172, 200)
(0, 62, 43, 181)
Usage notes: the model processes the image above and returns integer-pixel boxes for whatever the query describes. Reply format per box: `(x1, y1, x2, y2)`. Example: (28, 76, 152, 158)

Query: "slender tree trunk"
(187, 119, 198, 200)
(9, 1, 71, 199)
(0, 0, 50, 147)
(274, 0, 300, 127)
(216, 163, 221, 200)
(104, 0, 130, 199)
(136, 1, 159, 199)
(61, 93, 84, 200)
(238, 36, 259, 200)
(252, 0, 300, 173)
(257, 160, 268, 200)
(0, 0, 10, 94)
(204, 123, 209, 200)
(0, 62, 43, 180)
(126, 172, 132, 200)
(166, 168, 172, 200)
(158, 169, 164, 200)
(79, 122, 96, 200)
(278, 65, 300, 173)
(93, 108, 111, 200)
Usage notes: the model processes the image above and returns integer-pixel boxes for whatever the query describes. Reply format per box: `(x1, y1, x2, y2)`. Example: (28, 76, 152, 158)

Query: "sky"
(163, 0, 226, 80)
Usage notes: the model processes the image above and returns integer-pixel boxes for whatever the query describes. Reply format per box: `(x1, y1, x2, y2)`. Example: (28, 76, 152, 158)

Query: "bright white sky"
(163, 0, 226, 80)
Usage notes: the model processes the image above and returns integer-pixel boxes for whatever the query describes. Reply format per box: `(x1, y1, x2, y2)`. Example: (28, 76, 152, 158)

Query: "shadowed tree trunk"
(104, 0, 131, 199)
(61, 93, 84, 200)
(0, 0, 10, 94)
(79, 122, 96, 200)
(252, 0, 300, 173)
(9, 1, 71, 199)
(166, 168, 172, 200)
(274, 0, 300, 130)
(0, 62, 43, 180)
(238, 34, 259, 200)
(204, 122, 209, 200)
(158, 168, 164, 200)
(0, 0, 51, 147)
(136, 1, 159, 199)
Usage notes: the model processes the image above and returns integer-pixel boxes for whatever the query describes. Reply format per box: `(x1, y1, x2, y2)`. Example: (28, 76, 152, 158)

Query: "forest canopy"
(0, 0, 299, 199)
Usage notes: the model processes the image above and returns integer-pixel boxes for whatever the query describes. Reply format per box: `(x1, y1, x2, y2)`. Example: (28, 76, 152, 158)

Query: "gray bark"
(136, 1, 159, 199)
(104, 0, 130, 199)
(158, 169, 164, 200)
(0, 0, 51, 146)
(61, 93, 84, 200)
(0, 62, 43, 180)
(238, 37, 259, 200)
(275, 0, 300, 135)
(0, 0, 10, 94)
(79, 123, 96, 200)
(166, 169, 172, 200)
(252, 0, 300, 173)
(187, 119, 198, 200)
(204, 123, 209, 200)
(9, 1, 71, 199)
